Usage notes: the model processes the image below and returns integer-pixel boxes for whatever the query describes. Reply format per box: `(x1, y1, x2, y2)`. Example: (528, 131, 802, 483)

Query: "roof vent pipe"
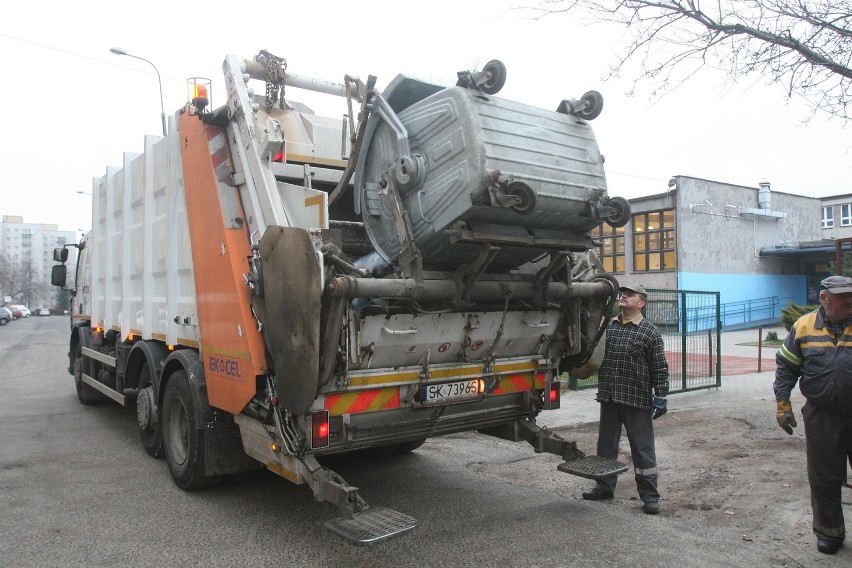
(758, 180, 771, 210)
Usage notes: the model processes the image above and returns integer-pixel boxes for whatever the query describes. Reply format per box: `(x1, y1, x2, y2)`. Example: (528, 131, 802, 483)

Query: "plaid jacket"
(596, 314, 669, 410)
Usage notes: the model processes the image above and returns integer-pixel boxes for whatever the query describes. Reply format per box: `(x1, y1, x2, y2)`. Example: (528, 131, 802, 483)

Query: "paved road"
(0, 318, 846, 567)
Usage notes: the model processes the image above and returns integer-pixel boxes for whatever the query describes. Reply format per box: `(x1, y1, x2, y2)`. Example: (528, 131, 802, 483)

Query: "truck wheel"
(162, 371, 221, 490)
(73, 347, 102, 405)
(137, 362, 164, 458)
(395, 439, 426, 454)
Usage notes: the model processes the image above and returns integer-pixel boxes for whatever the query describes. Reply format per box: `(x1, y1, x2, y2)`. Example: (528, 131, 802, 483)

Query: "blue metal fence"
(655, 295, 790, 332)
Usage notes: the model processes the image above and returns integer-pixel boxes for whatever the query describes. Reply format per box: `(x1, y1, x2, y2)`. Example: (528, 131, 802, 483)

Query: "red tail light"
(543, 380, 561, 410)
(311, 410, 329, 448)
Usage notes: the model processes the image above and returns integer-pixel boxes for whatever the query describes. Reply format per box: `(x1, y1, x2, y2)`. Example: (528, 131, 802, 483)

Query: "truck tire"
(137, 362, 164, 458)
(162, 371, 221, 490)
(73, 346, 102, 405)
(395, 439, 426, 454)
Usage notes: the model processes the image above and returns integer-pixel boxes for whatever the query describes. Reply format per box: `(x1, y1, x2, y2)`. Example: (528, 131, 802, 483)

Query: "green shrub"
(781, 303, 819, 330)
(765, 331, 778, 341)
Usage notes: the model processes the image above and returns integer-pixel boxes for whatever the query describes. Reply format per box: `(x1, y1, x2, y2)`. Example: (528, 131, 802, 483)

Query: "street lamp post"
(109, 47, 167, 136)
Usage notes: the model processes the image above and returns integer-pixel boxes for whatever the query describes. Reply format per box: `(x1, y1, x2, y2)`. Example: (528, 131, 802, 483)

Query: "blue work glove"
(652, 396, 667, 420)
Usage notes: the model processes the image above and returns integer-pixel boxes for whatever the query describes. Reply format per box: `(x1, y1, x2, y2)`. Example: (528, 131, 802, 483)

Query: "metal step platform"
(557, 456, 628, 480)
(324, 507, 418, 546)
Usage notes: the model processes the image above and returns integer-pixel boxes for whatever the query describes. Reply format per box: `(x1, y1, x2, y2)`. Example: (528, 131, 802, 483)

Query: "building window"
(590, 223, 625, 273)
(841, 203, 852, 227)
(822, 206, 835, 228)
(633, 209, 676, 272)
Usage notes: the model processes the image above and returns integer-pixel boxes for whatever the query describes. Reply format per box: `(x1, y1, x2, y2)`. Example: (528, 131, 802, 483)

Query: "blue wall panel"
(678, 272, 805, 328)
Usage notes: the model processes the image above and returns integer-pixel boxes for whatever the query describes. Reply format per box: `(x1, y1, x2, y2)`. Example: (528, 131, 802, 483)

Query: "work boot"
(581, 487, 614, 501)
(816, 533, 843, 555)
(643, 501, 660, 515)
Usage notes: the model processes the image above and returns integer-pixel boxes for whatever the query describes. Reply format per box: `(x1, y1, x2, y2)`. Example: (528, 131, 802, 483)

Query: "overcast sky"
(2, 0, 849, 236)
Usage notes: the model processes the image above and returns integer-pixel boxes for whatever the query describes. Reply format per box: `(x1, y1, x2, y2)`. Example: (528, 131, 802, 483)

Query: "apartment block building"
(1, 215, 77, 308)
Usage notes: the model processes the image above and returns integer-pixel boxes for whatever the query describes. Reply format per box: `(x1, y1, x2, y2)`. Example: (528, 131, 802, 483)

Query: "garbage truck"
(52, 50, 631, 545)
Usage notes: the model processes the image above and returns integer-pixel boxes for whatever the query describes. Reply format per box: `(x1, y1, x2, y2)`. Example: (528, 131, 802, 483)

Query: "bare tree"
(0, 254, 52, 307)
(531, 1, 852, 119)
(0, 254, 26, 301)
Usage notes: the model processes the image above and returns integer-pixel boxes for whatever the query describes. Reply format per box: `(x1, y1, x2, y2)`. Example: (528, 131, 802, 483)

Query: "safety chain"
(495, 284, 513, 338)
(256, 50, 287, 112)
(482, 284, 513, 371)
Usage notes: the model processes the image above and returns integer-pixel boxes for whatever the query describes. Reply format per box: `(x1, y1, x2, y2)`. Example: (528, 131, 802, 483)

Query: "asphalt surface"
(1, 318, 848, 567)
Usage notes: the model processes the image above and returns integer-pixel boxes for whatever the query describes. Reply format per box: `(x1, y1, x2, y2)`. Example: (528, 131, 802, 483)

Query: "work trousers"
(802, 401, 852, 539)
(593, 401, 659, 503)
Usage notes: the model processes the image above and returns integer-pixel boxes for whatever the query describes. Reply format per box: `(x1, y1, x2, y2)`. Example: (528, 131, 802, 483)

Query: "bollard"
(758, 326, 763, 373)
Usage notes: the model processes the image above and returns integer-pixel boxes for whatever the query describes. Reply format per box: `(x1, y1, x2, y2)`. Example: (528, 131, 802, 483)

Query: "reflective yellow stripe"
(348, 371, 419, 387)
(779, 344, 802, 366)
(800, 341, 837, 349)
(347, 360, 542, 387)
(493, 361, 539, 373)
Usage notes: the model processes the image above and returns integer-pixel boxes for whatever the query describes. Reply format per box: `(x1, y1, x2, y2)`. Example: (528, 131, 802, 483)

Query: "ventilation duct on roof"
(740, 180, 786, 220)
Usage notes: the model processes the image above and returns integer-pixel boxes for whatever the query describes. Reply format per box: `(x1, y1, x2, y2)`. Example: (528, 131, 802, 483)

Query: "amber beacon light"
(187, 77, 212, 112)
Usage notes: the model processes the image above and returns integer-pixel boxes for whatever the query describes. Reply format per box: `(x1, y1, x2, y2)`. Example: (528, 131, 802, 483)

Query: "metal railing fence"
(569, 289, 721, 395)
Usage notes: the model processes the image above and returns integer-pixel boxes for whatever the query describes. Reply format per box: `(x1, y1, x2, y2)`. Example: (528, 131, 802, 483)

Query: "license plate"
(419, 379, 482, 404)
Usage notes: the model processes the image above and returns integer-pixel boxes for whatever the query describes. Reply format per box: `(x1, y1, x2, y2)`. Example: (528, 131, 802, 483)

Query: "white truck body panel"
(87, 124, 198, 346)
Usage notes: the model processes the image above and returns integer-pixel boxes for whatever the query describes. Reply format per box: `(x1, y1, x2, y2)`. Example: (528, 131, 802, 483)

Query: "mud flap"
(324, 508, 418, 546)
(557, 455, 628, 480)
(253, 226, 321, 415)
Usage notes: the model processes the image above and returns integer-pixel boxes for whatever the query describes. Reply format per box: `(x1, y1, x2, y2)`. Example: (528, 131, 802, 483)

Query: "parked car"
(6, 306, 23, 319)
(38, 308, 50, 316)
(12, 305, 31, 318)
(0, 307, 12, 326)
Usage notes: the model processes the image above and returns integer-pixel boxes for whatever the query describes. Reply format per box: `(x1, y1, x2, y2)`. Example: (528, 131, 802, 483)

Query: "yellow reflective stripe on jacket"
(793, 312, 847, 348)
(778, 344, 802, 366)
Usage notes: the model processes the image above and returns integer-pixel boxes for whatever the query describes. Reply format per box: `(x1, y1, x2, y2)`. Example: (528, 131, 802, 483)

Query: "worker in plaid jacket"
(581, 284, 669, 515)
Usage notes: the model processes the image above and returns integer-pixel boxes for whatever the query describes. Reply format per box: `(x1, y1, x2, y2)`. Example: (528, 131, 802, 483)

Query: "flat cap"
(619, 284, 648, 298)
(820, 275, 852, 294)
